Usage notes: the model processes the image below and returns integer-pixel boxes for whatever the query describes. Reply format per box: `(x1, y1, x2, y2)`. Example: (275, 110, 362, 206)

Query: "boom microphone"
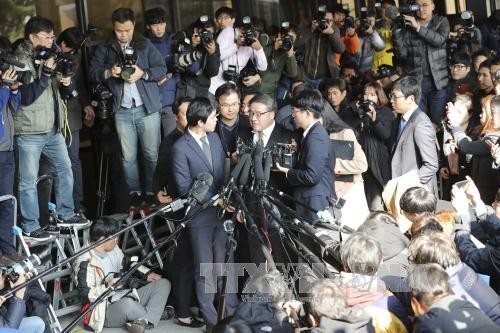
(385, 5, 400, 20)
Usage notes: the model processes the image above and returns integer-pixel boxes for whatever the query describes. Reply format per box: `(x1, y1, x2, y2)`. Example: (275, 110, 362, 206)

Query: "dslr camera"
(358, 7, 372, 36)
(1, 254, 41, 283)
(241, 16, 257, 46)
(0, 50, 31, 85)
(279, 22, 294, 52)
(356, 99, 377, 118)
(120, 46, 138, 80)
(198, 15, 214, 47)
(315, 5, 329, 31)
(223, 64, 240, 84)
(35, 45, 78, 77)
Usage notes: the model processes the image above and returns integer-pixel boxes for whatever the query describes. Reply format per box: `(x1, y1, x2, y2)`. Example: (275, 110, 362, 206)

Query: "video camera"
(91, 83, 114, 120)
(0, 254, 42, 283)
(0, 50, 31, 85)
(279, 22, 294, 52)
(241, 16, 257, 46)
(35, 45, 78, 77)
(389, 3, 420, 30)
(198, 15, 214, 47)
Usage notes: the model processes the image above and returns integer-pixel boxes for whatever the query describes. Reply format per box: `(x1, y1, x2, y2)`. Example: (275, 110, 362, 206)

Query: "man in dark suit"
(275, 89, 335, 222)
(171, 97, 238, 328)
(390, 76, 439, 194)
(237, 93, 295, 264)
(152, 97, 205, 328)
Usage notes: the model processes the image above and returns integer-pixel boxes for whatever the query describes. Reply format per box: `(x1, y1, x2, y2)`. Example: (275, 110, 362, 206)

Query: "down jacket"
(392, 14, 450, 90)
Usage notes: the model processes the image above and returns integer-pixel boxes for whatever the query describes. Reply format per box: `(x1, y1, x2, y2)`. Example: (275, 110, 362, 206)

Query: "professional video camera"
(315, 5, 330, 31)
(0, 50, 32, 85)
(198, 15, 214, 47)
(388, 3, 420, 30)
(358, 7, 372, 36)
(241, 16, 257, 46)
(35, 45, 78, 77)
(356, 99, 377, 118)
(269, 143, 297, 168)
(91, 83, 114, 120)
(0, 254, 42, 283)
(279, 22, 294, 52)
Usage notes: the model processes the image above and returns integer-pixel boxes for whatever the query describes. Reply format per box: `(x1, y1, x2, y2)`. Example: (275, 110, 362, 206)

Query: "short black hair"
(215, 82, 240, 102)
(472, 48, 490, 60)
(341, 60, 359, 73)
(478, 59, 492, 71)
(186, 97, 214, 127)
(89, 216, 119, 242)
(393, 76, 421, 102)
(291, 89, 324, 119)
(400, 187, 437, 215)
(144, 7, 167, 25)
(215, 6, 235, 20)
(112, 8, 135, 24)
(490, 54, 500, 68)
(24, 17, 54, 40)
(321, 78, 347, 94)
(450, 52, 471, 67)
(249, 93, 277, 113)
(56, 27, 85, 50)
(172, 96, 193, 115)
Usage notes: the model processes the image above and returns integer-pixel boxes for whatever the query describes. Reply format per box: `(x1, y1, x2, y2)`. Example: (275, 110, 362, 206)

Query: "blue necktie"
(398, 118, 407, 138)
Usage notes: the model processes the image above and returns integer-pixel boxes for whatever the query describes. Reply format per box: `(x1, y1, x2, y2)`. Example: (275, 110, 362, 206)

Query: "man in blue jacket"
(89, 8, 167, 209)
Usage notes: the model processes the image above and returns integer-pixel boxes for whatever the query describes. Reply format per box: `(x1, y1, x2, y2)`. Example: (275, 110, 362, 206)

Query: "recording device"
(271, 143, 297, 168)
(198, 15, 214, 47)
(1, 255, 42, 283)
(35, 45, 78, 77)
(315, 5, 329, 31)
(170, 32, 203, 72)
(0, 51, 31, 85)
(356, 99, 377, 118)
(241, 16, 257, 46)
(120, 46, 137, 80)
(184, 172, 213, 215)
(279, 22, 294, 52)
(447, 11, 480, 57)
(386, 4, 420, 30)
(358, 7, 372, 36)
(344, 16, 356, 30)
(375, 64, 395, 79)
(91, 83, 114, 120)
(223, 64, 239, 83)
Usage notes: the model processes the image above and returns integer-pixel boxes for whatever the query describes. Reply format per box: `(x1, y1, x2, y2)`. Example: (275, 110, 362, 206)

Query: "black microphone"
(231, 153, 251, 181)
(238, 154, 252, 187)
(185, 172, 213, 215)
(386, 6, 399, 20)
(263, 152, 272, 184)
(253, 144, 265, 182)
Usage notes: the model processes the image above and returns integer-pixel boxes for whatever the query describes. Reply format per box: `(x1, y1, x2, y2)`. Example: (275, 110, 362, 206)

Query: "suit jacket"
(390, 108, 438, 194)
(238, 122, 295, 195)
(153, 128, 183, 196)
(171, 130, 226, 227)
(287, 122, 335, 221)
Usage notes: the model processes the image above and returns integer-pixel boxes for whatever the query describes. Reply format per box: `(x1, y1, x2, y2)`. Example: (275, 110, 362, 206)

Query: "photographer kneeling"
(0, 269, 45, 333)
(74, 217, 170, 333)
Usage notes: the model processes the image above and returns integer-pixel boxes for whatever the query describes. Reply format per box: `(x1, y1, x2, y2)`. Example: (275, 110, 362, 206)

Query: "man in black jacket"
(392, 0, 450, 125)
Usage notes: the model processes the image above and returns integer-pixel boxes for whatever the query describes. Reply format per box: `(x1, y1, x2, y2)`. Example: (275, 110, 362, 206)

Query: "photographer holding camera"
(260, 23, 298, 97)
(89, 8, 167, 210)
(0, 269, 45, 333)
(356, 8, 386, 75)
(174, 16, 220, 101)
(295, 5, 345, 87)
(391, 0, 450, 126)
(209, 7, 267, 95)
(14, 17, 89, 241)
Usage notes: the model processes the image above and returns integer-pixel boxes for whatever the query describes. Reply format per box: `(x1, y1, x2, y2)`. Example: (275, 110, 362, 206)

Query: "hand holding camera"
(403, 14, 419, 30)
(125, 65, 144, 83)
(109, 65, 122, 78)
(1, 68, 19, 91)
(204, 41, 216, 55)
(42, 57, 56, 76)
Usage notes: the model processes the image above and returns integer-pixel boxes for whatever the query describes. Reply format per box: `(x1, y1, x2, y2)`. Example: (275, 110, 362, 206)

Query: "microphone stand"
(217, 214, 238, 322)
(62, 221, 187, 333)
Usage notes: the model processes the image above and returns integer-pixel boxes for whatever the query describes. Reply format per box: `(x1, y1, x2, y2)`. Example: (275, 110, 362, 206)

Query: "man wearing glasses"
(389, 76, 438, 194)
(13, 17, 89, 241)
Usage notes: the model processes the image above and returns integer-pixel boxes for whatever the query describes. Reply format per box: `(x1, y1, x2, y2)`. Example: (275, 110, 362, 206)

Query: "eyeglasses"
(249, 111, 271, 119)
(36, 34, 56, 40)
(219, 102, 240, 109)
(389, 94, 405, 101)
(449, 64, 467, 71)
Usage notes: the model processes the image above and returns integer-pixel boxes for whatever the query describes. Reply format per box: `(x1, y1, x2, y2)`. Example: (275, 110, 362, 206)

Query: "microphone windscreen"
(191, 172, 213, 203)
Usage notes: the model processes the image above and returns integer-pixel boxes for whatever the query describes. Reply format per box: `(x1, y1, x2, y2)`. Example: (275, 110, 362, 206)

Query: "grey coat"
(392, 14, 450, 90)
(391, 108, 439, 194)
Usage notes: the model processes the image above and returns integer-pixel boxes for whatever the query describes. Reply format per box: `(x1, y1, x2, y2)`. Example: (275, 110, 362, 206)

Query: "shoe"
(23, 228, 53, 242)
(176, 317, 205, 328)
(45, 224, 61, 234)
(129, 192, 143, 210)
(161, 305, 175, 320)
(6, 253, 27, 262)
(58, 214, 92, 227)
(0, 255, 14, 265)
(125, 319, 147, 333)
